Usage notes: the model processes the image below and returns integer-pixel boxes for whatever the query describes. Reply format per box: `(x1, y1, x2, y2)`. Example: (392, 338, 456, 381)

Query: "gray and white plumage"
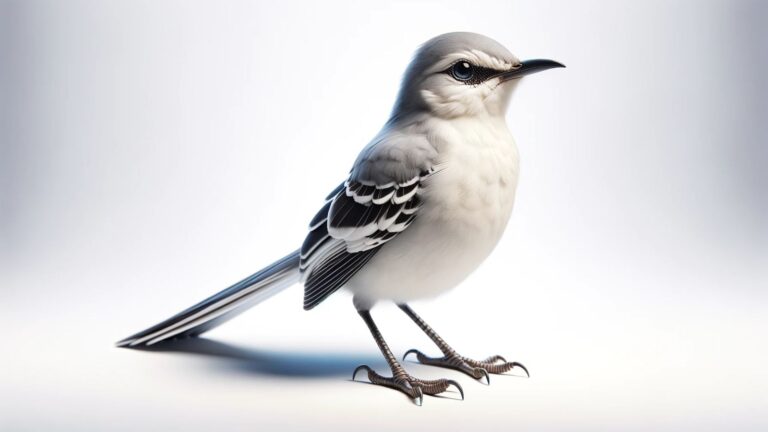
(117, 32, 563, 348)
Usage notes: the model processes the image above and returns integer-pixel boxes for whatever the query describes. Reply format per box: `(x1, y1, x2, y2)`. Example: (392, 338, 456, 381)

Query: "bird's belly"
(346, 137, 519, 303)
(346, 217, 501, 303)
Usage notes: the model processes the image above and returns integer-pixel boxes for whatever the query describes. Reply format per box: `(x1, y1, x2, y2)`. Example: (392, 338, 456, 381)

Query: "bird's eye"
(451, 61, 474, 81)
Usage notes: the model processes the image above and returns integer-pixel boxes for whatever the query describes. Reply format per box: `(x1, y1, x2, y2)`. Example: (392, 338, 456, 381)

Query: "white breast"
(346, 116, 520, 303)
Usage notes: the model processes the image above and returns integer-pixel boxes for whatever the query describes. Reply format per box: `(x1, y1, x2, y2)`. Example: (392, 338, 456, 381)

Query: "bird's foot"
(352, 365, 464, 405)
(402, 349, 529, 384)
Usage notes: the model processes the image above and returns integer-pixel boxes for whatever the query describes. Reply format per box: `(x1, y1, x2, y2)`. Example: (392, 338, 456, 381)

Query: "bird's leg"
(398, 303, 529, 383)
(352, 307, 463, 405)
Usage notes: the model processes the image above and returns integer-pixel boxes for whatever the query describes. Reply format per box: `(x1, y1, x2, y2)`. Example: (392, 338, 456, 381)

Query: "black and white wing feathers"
(299, 134, 437, 310)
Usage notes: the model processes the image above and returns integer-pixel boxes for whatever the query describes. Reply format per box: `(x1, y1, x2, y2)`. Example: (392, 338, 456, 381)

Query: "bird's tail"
(116, 250, 300, 347)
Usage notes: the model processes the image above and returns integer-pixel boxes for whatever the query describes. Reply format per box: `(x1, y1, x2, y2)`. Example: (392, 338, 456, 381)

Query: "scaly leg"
(352, 306, 463, 405)
(399, 303, 529, 384)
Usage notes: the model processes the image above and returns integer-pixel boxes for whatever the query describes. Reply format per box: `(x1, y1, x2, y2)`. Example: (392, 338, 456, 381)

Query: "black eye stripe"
(443, 60, 503, 85)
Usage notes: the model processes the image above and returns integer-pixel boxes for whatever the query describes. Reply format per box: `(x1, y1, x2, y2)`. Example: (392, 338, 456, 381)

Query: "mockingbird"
(118, 32, 563, 404)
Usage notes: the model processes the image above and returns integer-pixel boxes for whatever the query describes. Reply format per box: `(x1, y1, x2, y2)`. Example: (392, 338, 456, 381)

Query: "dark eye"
(451, 61, 474, 81)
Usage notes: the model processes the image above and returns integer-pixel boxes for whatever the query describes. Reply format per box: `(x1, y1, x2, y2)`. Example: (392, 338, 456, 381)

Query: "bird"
(117, 31, 564, 404)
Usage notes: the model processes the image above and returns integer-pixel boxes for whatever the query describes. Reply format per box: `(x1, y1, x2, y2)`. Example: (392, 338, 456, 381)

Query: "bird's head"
(390, 32, 563, 120)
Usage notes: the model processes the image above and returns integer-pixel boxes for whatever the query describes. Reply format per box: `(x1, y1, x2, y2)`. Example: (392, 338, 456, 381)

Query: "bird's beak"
(499, 59, 565, 81)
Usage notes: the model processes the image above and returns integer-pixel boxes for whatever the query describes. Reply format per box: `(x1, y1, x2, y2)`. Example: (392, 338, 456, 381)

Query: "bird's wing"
(299, 132, 438, 310)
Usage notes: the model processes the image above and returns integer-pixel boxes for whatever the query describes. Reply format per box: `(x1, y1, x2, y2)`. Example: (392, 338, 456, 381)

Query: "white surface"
(2, 0, 766, 431)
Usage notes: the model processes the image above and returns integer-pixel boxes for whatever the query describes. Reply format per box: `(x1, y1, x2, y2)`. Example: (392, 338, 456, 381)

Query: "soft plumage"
(117, 31, 562, 405)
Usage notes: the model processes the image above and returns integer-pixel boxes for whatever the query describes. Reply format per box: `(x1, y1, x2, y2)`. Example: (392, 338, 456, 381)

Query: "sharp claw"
(352, 365, 371, 382)
(402, 348, 420, 362)
(479, 368, 490, 385)
(493, 355, 507, 363)
(446, 379, 464, 400)
(414, 388, 424, 406)
(511, 361, 530, 378)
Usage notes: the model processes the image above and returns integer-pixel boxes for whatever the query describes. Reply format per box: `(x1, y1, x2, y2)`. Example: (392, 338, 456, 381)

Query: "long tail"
(116, 250, 300, 347)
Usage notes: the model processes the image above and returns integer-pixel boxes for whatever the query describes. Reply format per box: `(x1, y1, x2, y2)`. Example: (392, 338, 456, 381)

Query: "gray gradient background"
(1, 0, 766, 430)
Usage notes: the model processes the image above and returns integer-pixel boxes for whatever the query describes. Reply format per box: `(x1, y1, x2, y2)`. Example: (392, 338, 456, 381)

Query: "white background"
(1, 0, 766, 431)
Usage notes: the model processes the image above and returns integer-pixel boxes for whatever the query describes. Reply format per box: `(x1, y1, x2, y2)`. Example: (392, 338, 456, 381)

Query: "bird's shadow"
(129, 337, 386, 379)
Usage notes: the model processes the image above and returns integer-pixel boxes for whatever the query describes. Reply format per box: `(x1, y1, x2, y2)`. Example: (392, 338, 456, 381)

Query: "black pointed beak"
(499, 59, 565, 81)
